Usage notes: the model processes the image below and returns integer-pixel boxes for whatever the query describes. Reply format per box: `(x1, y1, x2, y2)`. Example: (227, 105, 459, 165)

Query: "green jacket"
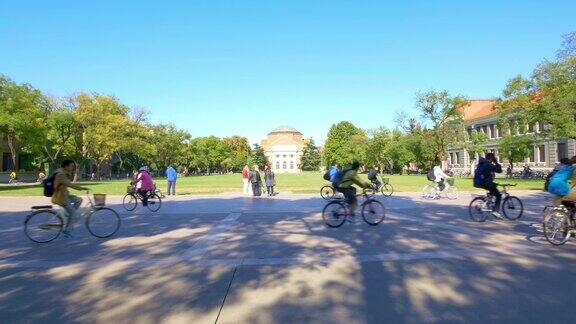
(339, 169, 372, 189)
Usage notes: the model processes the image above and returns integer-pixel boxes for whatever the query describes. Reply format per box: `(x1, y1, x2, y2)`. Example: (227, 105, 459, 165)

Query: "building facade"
(261, 126, 308, 173)
(447, 99, 576, 172)
(0, 133, 17, 172)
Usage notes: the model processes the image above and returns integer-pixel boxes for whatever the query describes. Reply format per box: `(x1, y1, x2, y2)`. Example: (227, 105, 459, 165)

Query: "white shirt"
(433, 166, 448, 183)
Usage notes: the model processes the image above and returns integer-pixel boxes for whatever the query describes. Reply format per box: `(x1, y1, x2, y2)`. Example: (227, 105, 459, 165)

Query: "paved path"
(0, 192, 575, 323)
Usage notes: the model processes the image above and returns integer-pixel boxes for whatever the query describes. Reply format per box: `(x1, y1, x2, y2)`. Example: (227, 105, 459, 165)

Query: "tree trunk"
(6, 134, 17, 171)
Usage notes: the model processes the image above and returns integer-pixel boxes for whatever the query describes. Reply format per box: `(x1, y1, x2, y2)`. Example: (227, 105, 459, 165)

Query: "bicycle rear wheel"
(543, 210, 571, 246)
(468, 197, 489, 222)
(86, 207, 121, 238)
(381, 184, 394, 197)
(320, 185, 335, 200)
(322, 201, 347, 228)
(147, 194, 162, 212)
(422, 185, 436, 199)
(445, 186, 459, 200)
(502, 196, 523, 220)
(362, 199, 385, 225)
(25, 210, 63, 243)
(123, 194, 137, 211)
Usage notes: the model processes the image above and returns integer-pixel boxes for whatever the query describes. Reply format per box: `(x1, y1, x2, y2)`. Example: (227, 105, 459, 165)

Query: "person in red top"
(242, 165, 250, 195)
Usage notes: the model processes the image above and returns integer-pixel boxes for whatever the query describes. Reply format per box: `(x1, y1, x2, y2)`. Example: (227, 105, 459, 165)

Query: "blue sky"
(1, 0, 574, 144)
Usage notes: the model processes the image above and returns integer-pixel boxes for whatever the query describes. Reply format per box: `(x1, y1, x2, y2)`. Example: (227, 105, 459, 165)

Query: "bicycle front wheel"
(123, 194, 137, 211)
(322, 201, 347, 228)
(381, 184, 394, 197)
(362, 199, 385, 225)
(147, 194, 162, 212)
(502, 196, 523, 220)
(468, 197, 489, 222)
(87, 207, 121, 238)
(25, 210, 63, 243)
(445, 186, 459, 200)
(320, 185, 335, 200)
(543, 210, 571, 246)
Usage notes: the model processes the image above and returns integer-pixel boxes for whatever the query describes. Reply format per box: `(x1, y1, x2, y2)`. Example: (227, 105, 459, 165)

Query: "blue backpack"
(332, 168, 352, 189)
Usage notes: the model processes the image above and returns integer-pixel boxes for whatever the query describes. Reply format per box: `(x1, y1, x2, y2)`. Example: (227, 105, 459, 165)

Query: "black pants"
(266, 186, 274, 196)
(338, 187, 357, 208)
(438, 179, 446, 192)
(480, 182, 501, 211)
(138, 189, 150, 206)
(370, 179, 381, 189)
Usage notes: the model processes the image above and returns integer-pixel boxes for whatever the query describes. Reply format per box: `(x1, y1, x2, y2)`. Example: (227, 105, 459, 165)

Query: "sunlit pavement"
(1, 192, 575, 323)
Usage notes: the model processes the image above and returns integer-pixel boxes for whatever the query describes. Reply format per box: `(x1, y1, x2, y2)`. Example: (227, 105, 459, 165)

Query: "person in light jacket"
(264, 166, 276, 196)
(166, 166, 177, 195)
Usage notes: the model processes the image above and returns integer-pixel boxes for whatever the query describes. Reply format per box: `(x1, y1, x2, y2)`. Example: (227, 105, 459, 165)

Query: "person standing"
(242, 165, 250, 194)
(264, 166, 276, 196)
(249, 165, 262, 197)
(166, 165, 177, 196)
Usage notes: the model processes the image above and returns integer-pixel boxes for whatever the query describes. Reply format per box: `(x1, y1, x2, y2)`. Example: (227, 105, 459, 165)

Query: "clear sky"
(1, 0, 574, 145)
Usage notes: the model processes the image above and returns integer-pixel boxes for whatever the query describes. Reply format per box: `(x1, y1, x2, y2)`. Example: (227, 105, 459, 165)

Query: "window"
(290, 154, 294, 158)
(455, 152, 460, 165)
(276, 155, 280, 159)
(2, 153, 13, 172)
(476, 127, 481, 133)
(557, 142, 568, 161)
(489, 124, 495, 139)
(283, 155, 286, 158)
(539, 145, 546, 163)
(482, 125, 488, 134)
(283, 161, 287, 169)
(276, 162, 280, 170)
(538, 122, 545, 133)
(290, 162, 294, 169)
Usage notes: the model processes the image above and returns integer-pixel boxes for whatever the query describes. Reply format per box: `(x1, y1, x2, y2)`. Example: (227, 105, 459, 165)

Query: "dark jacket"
(474, 157, 502, 187)
(249, 170, 262, 184)
(265, 170, 275, 187)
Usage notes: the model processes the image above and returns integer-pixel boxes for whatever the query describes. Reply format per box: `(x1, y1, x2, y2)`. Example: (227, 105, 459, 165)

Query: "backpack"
(426, 169, 435, 182)
(544, 171, 556, 192)
(43, 173, 57, 197)
(323, 170, 331, 181)
(332, 167, 352, 189)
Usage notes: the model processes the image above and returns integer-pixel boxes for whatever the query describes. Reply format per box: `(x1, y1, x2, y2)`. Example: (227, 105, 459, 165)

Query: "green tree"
(459, 130, 488, 168)
(149, 124, 190, 174)
(384, 130, 415, 173)
(222, 136, 250, 172)
(415, 90, 468, 163)
(497, 134, 536, 168)
(365, 127, 392, 171)
(323, 121, 368, 167)
(248, 144, 268, 170)
(300, 138, 322, 171)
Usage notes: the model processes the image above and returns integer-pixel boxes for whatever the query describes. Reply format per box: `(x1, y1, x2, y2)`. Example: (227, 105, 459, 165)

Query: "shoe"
(491, 211, 504, 219)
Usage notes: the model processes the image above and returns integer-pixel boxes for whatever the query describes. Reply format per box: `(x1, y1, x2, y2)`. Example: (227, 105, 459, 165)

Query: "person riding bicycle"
(474, 153, 503, 219)
(135, 166, 154, 206)
(367, 165, 382, 190)
(547, 156, 576, 205)
(334, 161, 373, 215)
(433, 165, 450, 193)
(52, 160, 89, 237)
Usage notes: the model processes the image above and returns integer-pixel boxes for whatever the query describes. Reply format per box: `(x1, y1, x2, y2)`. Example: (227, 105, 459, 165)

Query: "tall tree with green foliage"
(323, 121, 367, 167)
(365, 127, 392, 170)
(300, 138, 322, 171)
(222, 136, 250, 172)
(415, 90, 468, 163)
(248, 144, 268, 170)
(497, 134, 536, 168)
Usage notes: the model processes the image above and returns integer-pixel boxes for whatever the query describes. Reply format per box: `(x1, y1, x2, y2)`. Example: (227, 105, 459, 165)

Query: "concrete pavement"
(0, 192, 575, 323)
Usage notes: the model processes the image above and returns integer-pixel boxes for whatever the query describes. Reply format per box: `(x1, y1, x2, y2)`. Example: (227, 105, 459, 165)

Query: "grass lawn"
(0, 172, 546, 197)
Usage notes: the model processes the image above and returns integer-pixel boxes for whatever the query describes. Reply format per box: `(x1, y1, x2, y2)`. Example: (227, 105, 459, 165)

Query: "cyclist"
(548, 156, 576, 204)
(334, 161, 373, 215)
(433, 165, 450, 194)
(135, 166, 154, 206)
(474, 153, 503, 219)
(9, 171, 16, 184)
(52, 160, 89, 237)
(367, 165, 382, 190)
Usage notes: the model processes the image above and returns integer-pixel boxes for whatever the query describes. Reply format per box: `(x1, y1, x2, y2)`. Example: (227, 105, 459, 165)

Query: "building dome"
(269, 126, 302, 135)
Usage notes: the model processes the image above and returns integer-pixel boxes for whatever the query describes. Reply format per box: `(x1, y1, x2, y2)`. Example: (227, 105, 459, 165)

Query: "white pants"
(243, 179, 251, 194)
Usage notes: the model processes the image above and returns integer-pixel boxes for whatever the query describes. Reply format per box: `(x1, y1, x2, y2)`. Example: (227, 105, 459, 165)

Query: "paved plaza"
(1, 192, 576, 323)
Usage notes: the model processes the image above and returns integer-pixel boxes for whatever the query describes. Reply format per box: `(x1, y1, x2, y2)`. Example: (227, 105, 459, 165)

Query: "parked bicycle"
(542, 201, 576, 245)
(321, 188, 386, 228)
(422, 178, 459, 200)
(24, 192, 121, 243)
(468, 183, 523, 222)
(123, 186, 162, 212)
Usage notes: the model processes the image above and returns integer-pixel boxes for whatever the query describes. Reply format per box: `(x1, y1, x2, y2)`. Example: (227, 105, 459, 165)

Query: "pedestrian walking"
(242, 165, 251, 195)
(249, 165, 262, 197)
(166, 165, 177, 195)
(264, 166, 276, 196)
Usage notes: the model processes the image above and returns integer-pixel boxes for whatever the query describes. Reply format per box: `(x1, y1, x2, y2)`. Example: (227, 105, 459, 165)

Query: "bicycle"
(367, 176, 394, 197)
(320, 185, 339, 200)
(542, 201, 576, 246)
(468, 183, 523, 222)
(321, 188, 386, 228)
(422, 178, 459, 200)
(123, 186, 162, 212)
(24, 192, 121, 243)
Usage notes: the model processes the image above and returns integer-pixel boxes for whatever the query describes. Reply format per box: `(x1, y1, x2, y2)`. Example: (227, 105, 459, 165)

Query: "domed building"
(261, 126, 308, 173)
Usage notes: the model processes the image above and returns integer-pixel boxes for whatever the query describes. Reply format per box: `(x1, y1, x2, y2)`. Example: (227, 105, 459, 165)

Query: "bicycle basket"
(93, 194, 106, 207)
(126, 186, 135, 194)
(382, 178, 390, 185)
(447, 178, 455, 186)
